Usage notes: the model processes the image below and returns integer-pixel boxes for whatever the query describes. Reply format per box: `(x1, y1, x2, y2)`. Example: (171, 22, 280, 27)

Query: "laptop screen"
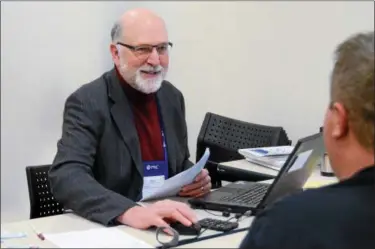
(258, 132, 325, 208)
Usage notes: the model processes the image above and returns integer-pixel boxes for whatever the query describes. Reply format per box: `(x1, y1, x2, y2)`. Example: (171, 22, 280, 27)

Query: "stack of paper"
(44, 227, 153, 248)
(238, 146, 294, 171)
(303, 179, 337, 189)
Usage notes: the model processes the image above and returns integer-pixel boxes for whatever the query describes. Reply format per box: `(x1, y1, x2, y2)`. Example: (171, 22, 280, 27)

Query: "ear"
(330, 102, 349, 139)
(109, 43, 120, 65)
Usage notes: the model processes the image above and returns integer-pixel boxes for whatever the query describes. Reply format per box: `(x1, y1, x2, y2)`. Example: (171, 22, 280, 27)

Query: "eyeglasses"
(117, 42, 173, 59)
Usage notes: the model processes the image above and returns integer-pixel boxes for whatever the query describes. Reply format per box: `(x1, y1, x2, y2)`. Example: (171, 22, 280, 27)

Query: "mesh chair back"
(25, 165, 64, 219)
(196, 112, 291, 187)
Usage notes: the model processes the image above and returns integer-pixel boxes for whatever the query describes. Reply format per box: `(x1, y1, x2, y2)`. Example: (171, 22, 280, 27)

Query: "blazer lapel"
(157, 88, 177, 176)
(107, 69, 143, 177)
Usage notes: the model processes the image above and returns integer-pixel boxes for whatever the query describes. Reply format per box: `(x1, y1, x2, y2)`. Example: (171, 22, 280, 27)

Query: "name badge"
(142, 160, 168, 198)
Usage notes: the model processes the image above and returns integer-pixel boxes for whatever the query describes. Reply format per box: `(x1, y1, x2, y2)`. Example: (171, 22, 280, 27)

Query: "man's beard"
(118, 58, 167, 94)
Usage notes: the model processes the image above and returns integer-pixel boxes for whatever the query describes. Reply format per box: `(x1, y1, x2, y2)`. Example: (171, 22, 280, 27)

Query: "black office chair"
(196, 112, 291, 188)
(25, 164, 65, 219)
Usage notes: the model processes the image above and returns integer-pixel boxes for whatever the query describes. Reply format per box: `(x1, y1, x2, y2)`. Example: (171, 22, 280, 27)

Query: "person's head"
(110, 8, 172, 94)
(323, 31, 374, 180)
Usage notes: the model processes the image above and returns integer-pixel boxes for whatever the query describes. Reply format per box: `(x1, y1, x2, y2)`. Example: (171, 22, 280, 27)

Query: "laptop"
(188, 132, 325, 214)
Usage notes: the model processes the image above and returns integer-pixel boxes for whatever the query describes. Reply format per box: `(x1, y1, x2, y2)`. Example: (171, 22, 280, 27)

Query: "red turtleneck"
(117, 70, 164, 161)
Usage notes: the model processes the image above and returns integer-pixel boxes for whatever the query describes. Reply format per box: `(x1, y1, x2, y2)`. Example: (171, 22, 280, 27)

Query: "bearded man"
(49, 8, 211, 229)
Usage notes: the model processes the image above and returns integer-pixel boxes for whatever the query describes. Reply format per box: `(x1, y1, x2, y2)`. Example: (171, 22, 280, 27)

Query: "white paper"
(239, 146, 294, 158)
(45, 227, 153, 248)
(141, 148, 210, 201)
(246, 155, 288, 171)
(288, 150, 313, 173)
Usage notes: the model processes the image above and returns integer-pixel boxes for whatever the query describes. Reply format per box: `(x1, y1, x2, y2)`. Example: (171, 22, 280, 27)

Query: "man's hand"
(117, 200, 197, 231)
(179, 169, 212, 197)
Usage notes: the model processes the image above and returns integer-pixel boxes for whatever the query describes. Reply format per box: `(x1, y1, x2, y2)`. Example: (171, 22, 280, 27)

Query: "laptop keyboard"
(219, 183, 269, 205)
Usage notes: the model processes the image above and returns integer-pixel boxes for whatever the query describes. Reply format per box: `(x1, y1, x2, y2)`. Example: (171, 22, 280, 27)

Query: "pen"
(29, 224, 45, 241)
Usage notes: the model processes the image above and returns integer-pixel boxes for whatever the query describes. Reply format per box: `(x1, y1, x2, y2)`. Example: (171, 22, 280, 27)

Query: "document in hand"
(141, 148, 210, 201)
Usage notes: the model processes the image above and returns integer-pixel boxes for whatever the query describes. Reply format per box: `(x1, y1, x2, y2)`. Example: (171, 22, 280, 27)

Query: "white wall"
(1, 1, 128, 222)
(1, 1, 373, 222)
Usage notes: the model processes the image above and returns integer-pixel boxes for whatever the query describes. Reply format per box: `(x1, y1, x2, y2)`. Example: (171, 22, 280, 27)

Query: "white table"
(218, 159, 337, 186)
(1, 160, 338, 248)
(0, 204, 253, 248)
(176, 231, 247, 248)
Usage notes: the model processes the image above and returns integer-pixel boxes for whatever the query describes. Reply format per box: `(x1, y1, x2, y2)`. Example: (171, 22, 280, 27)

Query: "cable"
(155, 216, 238, 248)
(196, 216, 237, 239)
(236, 210, 253, 221)
(197, 210, 252, 238)
(155, 226, 179, 249)
(155, 225, 251, 249)
(203, 208, 224, 217)
(155, 210, 253, 248)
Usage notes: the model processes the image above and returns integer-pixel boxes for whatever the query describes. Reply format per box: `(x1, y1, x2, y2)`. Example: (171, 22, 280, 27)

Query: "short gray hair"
(111, 20, 123, 42)
(331, 31, 374, 149)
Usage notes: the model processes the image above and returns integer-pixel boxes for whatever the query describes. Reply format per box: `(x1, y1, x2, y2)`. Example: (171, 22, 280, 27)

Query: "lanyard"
(158, 98, 168, 165)
(142, 99, 169, 178)
(161, 129, 168, 163)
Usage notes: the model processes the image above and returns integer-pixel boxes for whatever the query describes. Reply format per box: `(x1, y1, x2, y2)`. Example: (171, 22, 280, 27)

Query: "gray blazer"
(49, 68, 194, 226)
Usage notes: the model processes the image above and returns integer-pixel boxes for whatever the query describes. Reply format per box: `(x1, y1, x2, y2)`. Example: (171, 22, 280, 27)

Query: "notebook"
(239, 146, 294, 170)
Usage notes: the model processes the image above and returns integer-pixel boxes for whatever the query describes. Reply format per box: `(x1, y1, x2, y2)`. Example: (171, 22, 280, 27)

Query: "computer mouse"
(169, 222, 201, 236)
